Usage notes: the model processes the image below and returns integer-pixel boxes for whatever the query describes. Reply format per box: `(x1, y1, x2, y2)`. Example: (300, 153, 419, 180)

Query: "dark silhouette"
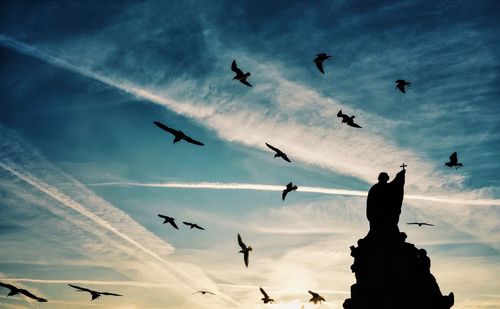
(153, 121, 204, 146)
(237, 233, 252, 268)
(183, 222, 205, 230)
(343, 168, 454, 309)
(308, 290, 326, 304)
(68, 284, 122, 301)
(259, 287, 274, 304)
(193, 290, 215, 295)
(337, 110, 362, 128)
(158, 214, 179, 230)
(396, 80, 411, 93)
(0, 282, 47, 302)
(313, 53, 332, 74)
(445, 152, 462, 169)
(407, 222, 434, 227)
(265, 143, 291, 163)
(282, 182, 298, 201)
(231, 60, 252, 87)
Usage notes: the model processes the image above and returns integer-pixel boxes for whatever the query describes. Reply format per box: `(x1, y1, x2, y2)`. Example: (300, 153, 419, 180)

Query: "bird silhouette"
(158, 214, 179, 230)
(259, 287, 274, 304)
(231, 60, 252, 87)
(282, 182, 298, 201)
(445, 152, 463, 169)
(193, 290, 215, 295)
(237, 233, 252, 268)
(183, 222, 205, 230)
(0, 282, 47, 302)
(153, 121, 204, 146)
(313, 53, 332, 74)
(337, 110, 362, 128)
(396, 79, 411, 93)
(68, 284, 122, 301)
(308, 290, 326, 304)
(265, 143, 291, 163)
(407, 222, 434, 227)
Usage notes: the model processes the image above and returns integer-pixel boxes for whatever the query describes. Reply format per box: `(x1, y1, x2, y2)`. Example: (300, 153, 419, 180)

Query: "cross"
(400, 163, 407, 170)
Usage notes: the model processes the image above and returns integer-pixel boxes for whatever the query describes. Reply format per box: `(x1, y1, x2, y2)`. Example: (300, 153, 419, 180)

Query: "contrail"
(88, 181, 500, 206)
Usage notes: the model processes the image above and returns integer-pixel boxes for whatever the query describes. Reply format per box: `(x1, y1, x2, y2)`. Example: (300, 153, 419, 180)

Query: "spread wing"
(231, 60, 242, 74)
(450, 152, 458, 164)
(282, 190, 287, 201)
(397, 85, 406, 93)
(315, 61, 325, 74)
(68, 284, 93, 293)
(308, 290, 318, 297)
(282, 154, 291, 162)
(153, 121, 178, 136)
(183, 222, 193, 227)
(260, 287, 269, 298)
(237, 233, 246, 250)
(265, 143, 280, 153)
(169, 220, 179, 229)
(158, 214, 168, 220)
(18, 289, 47, 302)
(239, 79, 252, 87)
(244, 251, 249, 267)
(347, 121, 362, 128)
(206, 291, 215, 295)
(407, 223, 419, 225)
(0, 282, 17, 291)
(421, 223, 434, 226)
(182, 135, 204, 146)
(194, 224, 205, 230)
(100, 292, 122, 297)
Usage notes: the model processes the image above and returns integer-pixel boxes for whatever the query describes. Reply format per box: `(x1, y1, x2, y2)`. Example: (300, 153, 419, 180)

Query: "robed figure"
(366, 169, 405, 237)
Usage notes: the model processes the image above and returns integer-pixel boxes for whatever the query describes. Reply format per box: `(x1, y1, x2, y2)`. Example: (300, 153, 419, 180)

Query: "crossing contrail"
(88, 181, 500, 206)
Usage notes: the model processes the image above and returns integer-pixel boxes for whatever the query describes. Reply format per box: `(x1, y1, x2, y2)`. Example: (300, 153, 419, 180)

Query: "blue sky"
(1, 1, 499, 308)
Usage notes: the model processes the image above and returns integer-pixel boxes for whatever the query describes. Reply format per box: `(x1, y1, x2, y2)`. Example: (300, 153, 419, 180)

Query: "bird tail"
(337, 110, 342, 117)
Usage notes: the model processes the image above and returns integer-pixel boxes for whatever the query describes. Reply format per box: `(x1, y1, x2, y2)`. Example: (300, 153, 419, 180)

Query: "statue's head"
(378, 172, 389, 183)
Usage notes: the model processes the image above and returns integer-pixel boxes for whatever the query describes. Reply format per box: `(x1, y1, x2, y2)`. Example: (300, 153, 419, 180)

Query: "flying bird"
(282, 182, 298, 201)
(237, 233, 252, 268)
(153, 121, 204, 146)
(193, 290, 215, 295)
(396, 79, 411, 93)
(337, 110, 362, 128)
(158, 214, 179, 230)
(445, 152, 463, 169)
(183, 222, 205, 230)
(68, 284, 122, 301)
(313, 53, 332, 74)
(265, 143, 291, 163)
(259, 287, 274, 304)
(231, 60, 252, 87)
(407, 222, 434, 227)
(308, 290, 326, 304)
(0, 282, 47, 302)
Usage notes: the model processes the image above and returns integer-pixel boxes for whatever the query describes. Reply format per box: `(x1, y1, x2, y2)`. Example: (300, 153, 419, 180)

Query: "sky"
(0, 0, 499, 308)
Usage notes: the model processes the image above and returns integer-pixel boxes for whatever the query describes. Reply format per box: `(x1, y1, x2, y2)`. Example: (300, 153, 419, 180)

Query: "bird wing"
(68, 284, 93, 293)
(158, 214, 168, 220)
(337, 110, 343, 117)
(192, 291, 201, 294)
(239, 79, 252, 87)
(260, 287, 269, 298)
(406, 223, 419, 225)
(282, 190, 287, 201)
(347, 121, 362, 128)
(282, 154, 291, 163)
(315, 61, 325, 74)
(244, 251, 249, 267)
(182, 135, 205, 146)
(100, 292, 122, 296)
(450, 152, 458, 164)
(237, 233, 246, 249)
(422, 223, 434, 226)
(206, 291, 215, 295)
(18, 289, 47, 302)
(231, 60, 240, 73)
(194, 224, 205, 230)
(169, 220, 179, 230)
(153, 121, 178, 136)
(183, 221, 193, 227)
(265, 143, 280, 153)
(397, 85, 405, 93)
(308, 290, 319, 297)
(0, 282, 17, 291)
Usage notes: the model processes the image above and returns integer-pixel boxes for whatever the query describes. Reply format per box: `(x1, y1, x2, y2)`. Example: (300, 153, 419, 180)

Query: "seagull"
(313, 53, 332, 74)
(0, 282, 47, 302)
(68, 284, 122, 301)
(158, 214, 179, 230)
(308, 290, 326, 304)
(396, 79, 411, 93)
(231, 60, 252, 87)
(265, 143, 291, 163)
(183, 222, 205, 230)
(407, 222, 434, 227)
(337, 110, 362, 128)
(445, 152, 463, 169)
(153, 121, 204, 146)
(259, 287, 274, 304)
(193, 290, 215, 295)
(282, 182, 298, 201)
(237, 233, 252, 268)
